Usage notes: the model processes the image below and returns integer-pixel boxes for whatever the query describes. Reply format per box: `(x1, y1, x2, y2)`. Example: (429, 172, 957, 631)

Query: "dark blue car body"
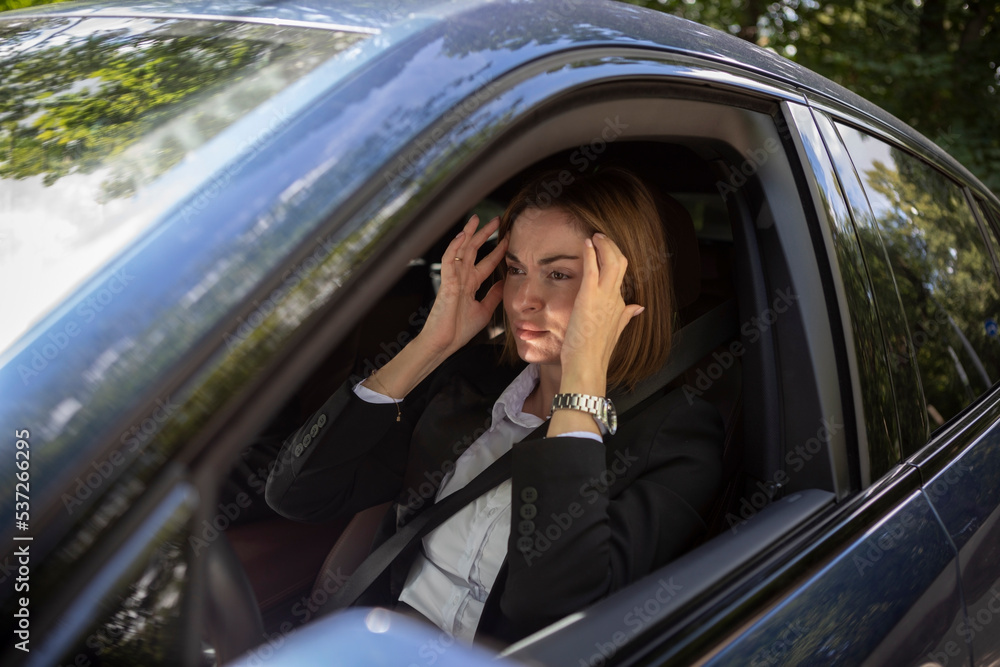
(2, 1, 1000, 665)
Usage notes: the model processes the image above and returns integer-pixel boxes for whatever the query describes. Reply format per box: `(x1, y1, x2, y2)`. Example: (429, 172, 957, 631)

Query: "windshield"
(0, 16, 369, 353)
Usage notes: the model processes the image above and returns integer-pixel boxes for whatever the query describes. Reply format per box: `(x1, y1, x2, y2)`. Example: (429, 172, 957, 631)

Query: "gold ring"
(454, 257, 462, 261)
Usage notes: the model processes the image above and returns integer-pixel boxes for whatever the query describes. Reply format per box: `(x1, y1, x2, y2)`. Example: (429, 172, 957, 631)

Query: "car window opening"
(218, 127, 831, 656)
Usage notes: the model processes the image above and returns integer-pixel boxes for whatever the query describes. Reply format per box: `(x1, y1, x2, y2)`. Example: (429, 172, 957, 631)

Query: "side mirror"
(227, 608, 521, 666)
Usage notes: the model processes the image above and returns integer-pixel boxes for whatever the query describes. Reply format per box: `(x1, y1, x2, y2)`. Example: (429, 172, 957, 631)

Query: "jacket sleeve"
(500, 388, 724, 630)
(264, 343, 502, 522)
(264, 380, 411, 522)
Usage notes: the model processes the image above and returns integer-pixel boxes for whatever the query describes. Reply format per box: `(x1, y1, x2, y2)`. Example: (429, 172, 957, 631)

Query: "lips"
(514, 323, 547, 340)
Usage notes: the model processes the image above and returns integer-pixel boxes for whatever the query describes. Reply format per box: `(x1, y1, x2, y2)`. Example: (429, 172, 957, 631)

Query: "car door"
(816, 111, 1000, 664)
(499, 85, 967, 667)
(651, 101, 974, 667)
(827, 117, 1000, 667)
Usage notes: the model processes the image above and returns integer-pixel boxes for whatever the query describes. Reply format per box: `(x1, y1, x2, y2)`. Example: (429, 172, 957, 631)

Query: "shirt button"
(302, 434, 312, 447)
(517, 536, 534, 553)
(518, 520, 534, 536)
(520, 503, 537, 520)
(317, 414, 327, 427)
(293, 443, 304, 457)
(488, 507, 498, 517)
(310, 424, 320, 437)
(521, 487, 538, 503)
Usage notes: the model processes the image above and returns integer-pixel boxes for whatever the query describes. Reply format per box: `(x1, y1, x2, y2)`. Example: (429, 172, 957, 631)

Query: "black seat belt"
(318, 441, 521, 613)
(617, 298, 739, 415)
(320, 298, 738, 613)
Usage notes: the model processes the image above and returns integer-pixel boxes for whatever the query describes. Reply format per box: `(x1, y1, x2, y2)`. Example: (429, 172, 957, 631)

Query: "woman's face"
(503, 207, 590, 366)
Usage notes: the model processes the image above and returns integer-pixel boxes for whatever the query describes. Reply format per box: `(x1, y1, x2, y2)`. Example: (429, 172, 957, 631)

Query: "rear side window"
(837, 123, 1000, 430)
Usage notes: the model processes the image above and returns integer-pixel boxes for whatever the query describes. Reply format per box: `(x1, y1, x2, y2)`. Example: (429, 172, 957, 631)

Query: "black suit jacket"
(265, 343, 724, 643)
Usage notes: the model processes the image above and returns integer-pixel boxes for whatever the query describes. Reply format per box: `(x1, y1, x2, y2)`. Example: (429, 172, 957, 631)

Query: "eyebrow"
(506, 251, 581, 266)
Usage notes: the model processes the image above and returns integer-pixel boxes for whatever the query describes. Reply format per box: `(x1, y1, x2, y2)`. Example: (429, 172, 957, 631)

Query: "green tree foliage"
(0, 20, 269, 196)
(7, 0, 995, 191)
(625, 0, 1000, 194)
(0, 0, 65, 12)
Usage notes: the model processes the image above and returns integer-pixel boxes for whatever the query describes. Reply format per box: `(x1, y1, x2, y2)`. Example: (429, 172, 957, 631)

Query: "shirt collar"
(492, 363, 544, 430)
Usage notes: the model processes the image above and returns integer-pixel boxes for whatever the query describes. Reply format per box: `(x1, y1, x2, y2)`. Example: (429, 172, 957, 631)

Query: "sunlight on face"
(502, 207, 589, 366)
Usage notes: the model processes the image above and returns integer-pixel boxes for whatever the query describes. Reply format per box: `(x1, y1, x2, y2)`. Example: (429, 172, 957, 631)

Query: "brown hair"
(497, 166, 674, 392)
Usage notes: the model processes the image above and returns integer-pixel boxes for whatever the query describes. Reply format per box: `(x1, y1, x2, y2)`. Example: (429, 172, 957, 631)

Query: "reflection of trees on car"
(1, 21, 260, 189)
(832, 212, 899, 478)
(862, 145, 1000, 427)
(0, 20, 357, 199)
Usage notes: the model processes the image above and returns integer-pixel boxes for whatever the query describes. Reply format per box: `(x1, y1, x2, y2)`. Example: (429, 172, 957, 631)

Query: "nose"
(511, 274, 543, 313)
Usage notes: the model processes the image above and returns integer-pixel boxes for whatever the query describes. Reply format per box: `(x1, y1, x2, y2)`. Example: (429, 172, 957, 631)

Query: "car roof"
(2, 0, 975, 184)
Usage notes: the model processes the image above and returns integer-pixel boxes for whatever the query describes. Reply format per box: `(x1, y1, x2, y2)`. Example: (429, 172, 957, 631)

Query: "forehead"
(509, 207, 588, 251)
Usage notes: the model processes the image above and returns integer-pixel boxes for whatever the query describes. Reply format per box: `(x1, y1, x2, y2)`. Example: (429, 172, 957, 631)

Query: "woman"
(266, 167, 724, 644)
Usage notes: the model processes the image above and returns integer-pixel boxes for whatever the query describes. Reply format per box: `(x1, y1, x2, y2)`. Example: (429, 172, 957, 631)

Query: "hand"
(417, 215, 508, 357)
(559, 233, 644, 394)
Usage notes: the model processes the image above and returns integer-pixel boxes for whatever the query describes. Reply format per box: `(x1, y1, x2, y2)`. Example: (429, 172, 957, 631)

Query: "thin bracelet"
(369, 369, 402, 422)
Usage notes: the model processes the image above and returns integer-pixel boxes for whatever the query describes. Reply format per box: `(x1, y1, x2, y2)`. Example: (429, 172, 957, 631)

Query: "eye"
(506, 265, 524, 275)
(550, 271, 570, 280)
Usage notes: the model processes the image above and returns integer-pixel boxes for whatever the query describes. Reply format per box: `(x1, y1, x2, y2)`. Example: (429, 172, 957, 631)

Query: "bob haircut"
(497, 166, 674, 392)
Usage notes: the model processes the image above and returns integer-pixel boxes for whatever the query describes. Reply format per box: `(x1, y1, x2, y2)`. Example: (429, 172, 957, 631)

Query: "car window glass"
(977, 198, 1000, 264)
(0, 16, 367, 354)
(39, 486, 195, 666)
(837, 123, 1000, 430)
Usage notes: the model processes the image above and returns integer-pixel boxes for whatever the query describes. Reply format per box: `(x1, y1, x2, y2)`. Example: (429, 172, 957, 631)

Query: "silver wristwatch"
(551, 393, 618, 435)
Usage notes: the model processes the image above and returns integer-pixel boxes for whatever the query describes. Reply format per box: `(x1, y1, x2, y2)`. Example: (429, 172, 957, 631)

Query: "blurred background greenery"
(1, 0, 997, 191)
(623, 0, 999, 193)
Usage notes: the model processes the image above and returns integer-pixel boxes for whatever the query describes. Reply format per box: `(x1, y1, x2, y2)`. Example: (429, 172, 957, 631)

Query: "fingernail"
(594, 233, 606, 239)
(456, 231, 465, 239)
(635, 306, 646, 316)
(585, 238, 593, 248)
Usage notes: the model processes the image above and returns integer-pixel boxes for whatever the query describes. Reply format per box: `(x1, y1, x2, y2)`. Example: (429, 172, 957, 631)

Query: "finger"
(440, 228, 465, 270)
(456, 215, 480, 256)
(582, 236, 600, 290)
(592, 233, 628, 289)
(470, 215, 500, 248)
(440, 227, 470, 281)
(616, 304, 645, 338)
(479, 278, 505, 315)
(475, 235, 508, 281)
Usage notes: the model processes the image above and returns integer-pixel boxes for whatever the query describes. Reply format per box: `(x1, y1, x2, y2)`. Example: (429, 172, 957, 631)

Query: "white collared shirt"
(353, 363, 600, 641)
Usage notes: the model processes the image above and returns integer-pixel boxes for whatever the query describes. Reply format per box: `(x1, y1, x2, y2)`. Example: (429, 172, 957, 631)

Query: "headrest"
(657, 192, 701, 311)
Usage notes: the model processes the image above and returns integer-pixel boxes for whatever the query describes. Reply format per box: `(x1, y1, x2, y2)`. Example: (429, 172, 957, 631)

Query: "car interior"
(208, 89, 848, 663)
